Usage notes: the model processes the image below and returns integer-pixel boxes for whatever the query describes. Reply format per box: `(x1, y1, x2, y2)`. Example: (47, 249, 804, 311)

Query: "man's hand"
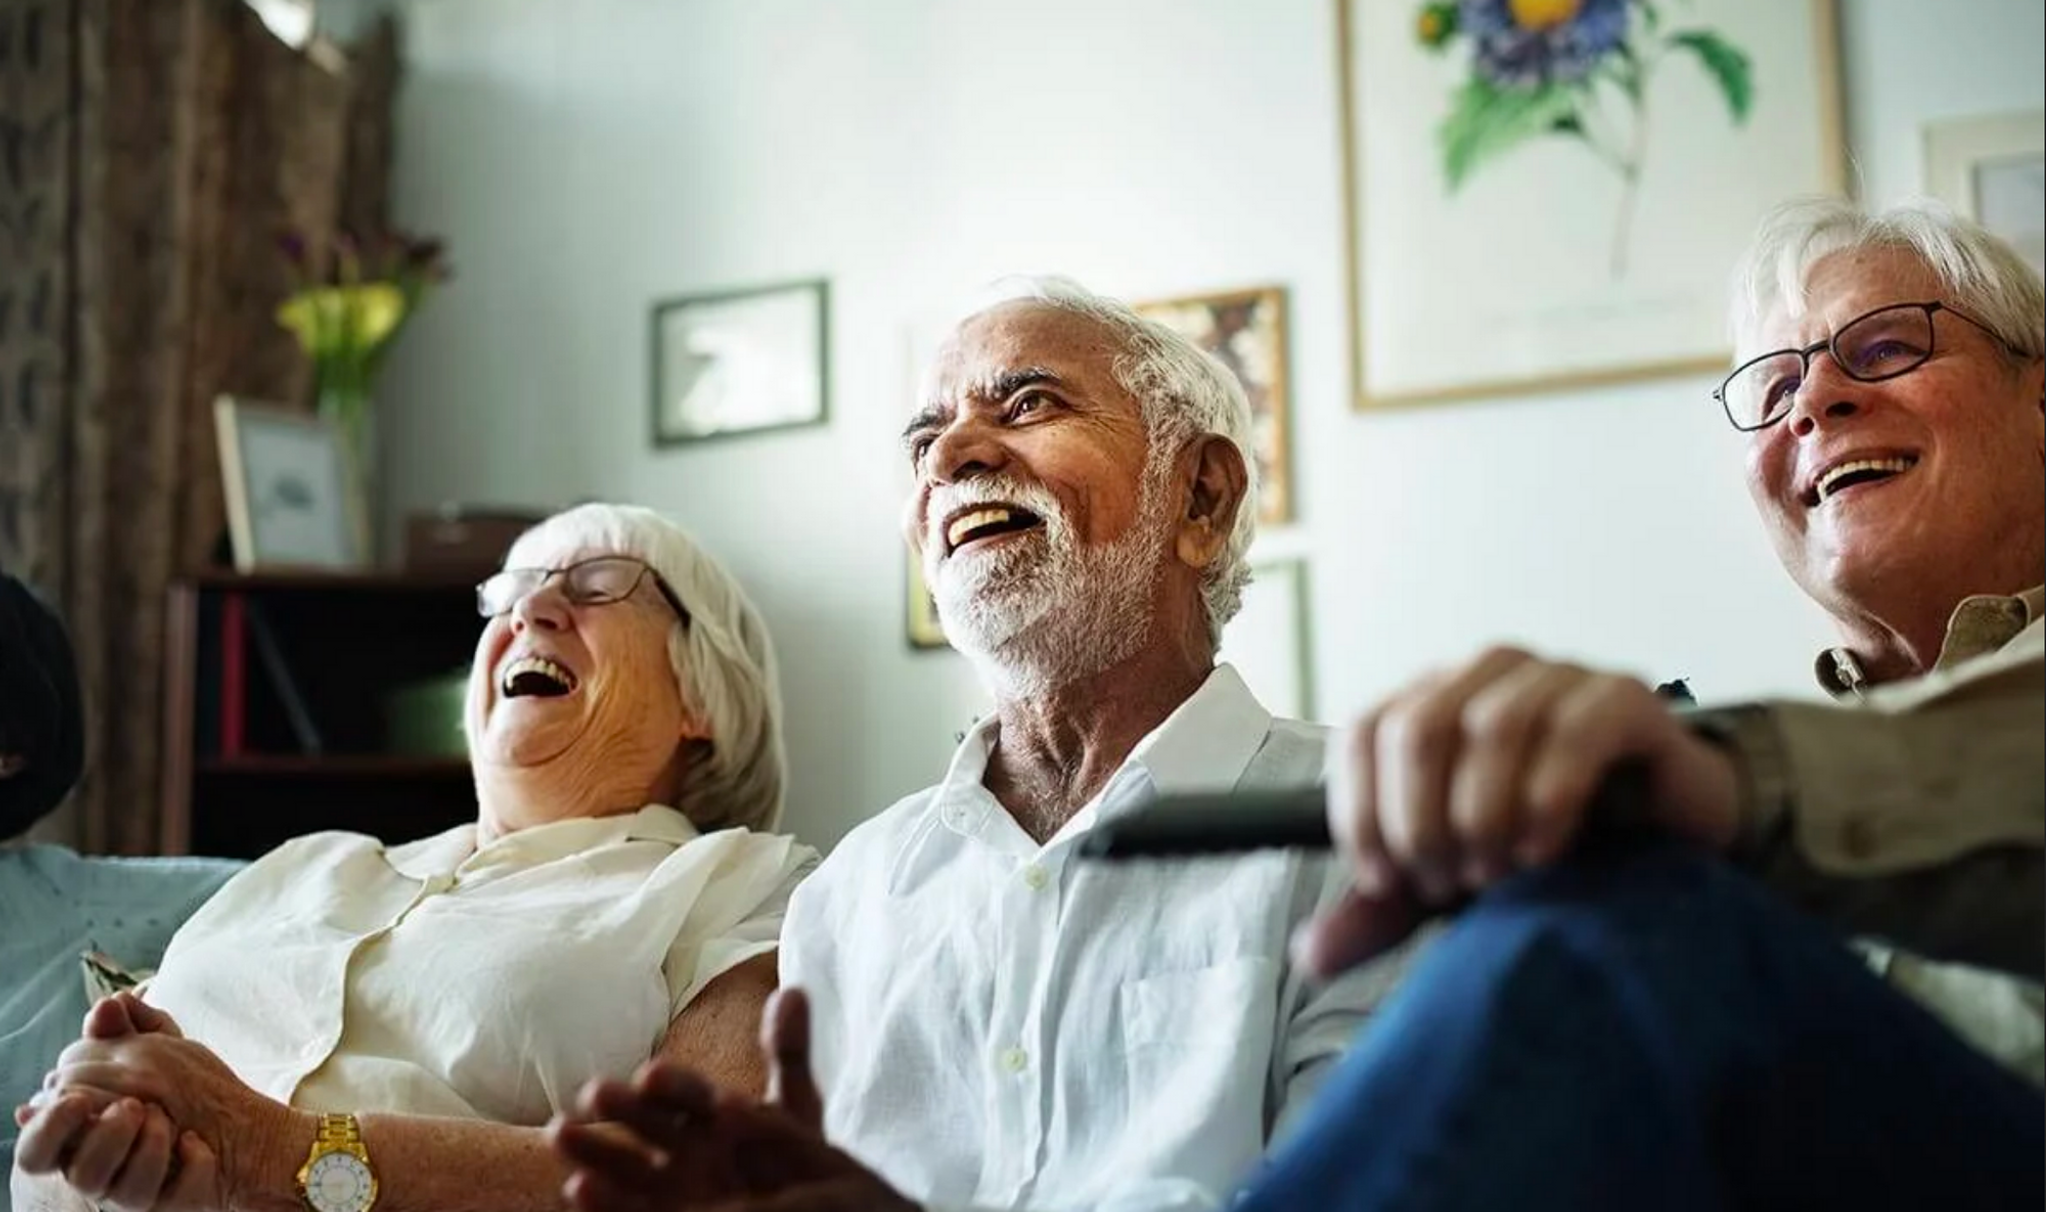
(14, 994, 228, 1211)
(1296, 646, 1742, 977)
(548, 988, 916, 1212)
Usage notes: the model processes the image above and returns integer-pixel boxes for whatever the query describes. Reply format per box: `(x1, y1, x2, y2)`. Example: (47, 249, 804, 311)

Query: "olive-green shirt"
(1698, 585, 2045, 1081)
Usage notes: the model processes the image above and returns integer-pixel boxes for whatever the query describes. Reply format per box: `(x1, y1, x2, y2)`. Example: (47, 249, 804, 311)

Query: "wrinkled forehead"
(922, 301, 1127, 409)
(1744, 246, 1945, 355)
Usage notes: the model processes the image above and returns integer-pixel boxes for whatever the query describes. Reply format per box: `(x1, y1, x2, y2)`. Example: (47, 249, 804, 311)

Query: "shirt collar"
(929, 662, 1275, 846)
(1814, 585, 2044, 698)
(1121, 663, 1274, 800)
(387, 803, 700, 879)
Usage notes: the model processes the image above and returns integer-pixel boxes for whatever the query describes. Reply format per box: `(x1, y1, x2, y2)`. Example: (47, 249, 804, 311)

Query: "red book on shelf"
(220, 591, 246, 758)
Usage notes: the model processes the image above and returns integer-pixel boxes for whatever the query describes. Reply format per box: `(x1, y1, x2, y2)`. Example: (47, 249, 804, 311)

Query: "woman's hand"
(17, 993, 279, 1211)
(1297, 646, 1742, 977)
(14, 1091, 223, 1212)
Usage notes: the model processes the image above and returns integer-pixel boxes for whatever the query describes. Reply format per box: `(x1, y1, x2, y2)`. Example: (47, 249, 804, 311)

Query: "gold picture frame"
(1337, 0, 1846, 409)
(214, 395, 370, 573)
(1135, 286, 1294, 525)
(905, 551, 949, 651)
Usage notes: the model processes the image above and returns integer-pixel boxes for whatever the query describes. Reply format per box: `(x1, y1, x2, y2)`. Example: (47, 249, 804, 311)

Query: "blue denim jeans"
(1236, 840, 2043, 1212)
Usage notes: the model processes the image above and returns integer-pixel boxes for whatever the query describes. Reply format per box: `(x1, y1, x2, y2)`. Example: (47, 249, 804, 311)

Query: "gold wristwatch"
(295, 1113, 379, 1212)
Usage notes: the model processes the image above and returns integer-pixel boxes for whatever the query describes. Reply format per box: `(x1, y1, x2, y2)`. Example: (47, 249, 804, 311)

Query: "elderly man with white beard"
(545, 278, 1384, 1212)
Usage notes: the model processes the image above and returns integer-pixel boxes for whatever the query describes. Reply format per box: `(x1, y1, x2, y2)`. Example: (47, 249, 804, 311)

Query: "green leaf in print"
(1439, 78, 1582, 193)
(1667, 29, 1752, 123)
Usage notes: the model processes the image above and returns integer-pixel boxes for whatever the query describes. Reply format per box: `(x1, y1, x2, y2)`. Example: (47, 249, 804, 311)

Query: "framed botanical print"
(1338, 0, 1846, 407)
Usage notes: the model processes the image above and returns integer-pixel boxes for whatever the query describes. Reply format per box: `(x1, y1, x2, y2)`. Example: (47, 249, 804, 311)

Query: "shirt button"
(1021, 864, 1049, 891)
(998, 1046, 1028, 1074)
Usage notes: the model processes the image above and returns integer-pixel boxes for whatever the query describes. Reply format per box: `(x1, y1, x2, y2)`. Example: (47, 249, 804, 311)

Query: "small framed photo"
(1136, 286, 1294, 525)
(905, 552, 949, 651)
(1217, 558, 1315, 719)
(213, 396, 369, 573)
(1924, 111, 2045, 278)
(650, 279, 830, 445)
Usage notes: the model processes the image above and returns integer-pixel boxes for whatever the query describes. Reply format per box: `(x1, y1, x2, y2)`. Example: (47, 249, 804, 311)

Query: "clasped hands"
(14, 992, 249, 1211)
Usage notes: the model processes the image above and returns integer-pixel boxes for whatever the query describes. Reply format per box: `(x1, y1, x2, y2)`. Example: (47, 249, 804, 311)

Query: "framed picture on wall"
(1924, 111, 2045, 278)
(649, 279, 830, 445)
(1135, 286, 1294, 525)
(1337, 0, 1846, 408)
(214, 396, 369, 573)
(1217, 558, 1315, 720)
(905, 552, 949, 651)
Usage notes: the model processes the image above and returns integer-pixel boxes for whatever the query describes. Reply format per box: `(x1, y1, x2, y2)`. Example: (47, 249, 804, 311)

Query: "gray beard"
(930, 475, 1170, 699)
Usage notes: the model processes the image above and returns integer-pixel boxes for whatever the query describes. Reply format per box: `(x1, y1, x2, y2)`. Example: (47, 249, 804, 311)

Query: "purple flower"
(1459, 0, 1629, 88)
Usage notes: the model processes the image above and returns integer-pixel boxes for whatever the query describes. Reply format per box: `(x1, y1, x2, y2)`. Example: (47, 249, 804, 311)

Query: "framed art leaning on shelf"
(214, 396, 370, 573)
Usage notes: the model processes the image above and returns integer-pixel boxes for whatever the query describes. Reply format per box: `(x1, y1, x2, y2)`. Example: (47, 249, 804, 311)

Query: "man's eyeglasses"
(1713, 301, 2004, 432)
(476, 556, 691, 625)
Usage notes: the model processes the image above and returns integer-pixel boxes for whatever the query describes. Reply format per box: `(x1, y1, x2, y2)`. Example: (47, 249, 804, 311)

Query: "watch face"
(304, 1151, 375, 1212)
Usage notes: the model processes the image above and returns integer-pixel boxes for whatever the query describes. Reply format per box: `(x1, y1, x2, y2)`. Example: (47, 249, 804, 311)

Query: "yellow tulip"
(276, 283, 408, 356)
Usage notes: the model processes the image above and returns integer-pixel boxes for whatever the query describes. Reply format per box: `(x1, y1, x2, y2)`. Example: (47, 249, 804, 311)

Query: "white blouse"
(145, 805, 815, 1123)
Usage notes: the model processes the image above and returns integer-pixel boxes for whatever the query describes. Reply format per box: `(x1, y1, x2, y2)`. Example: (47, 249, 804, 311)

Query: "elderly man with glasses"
(1231, 198, 2041, 1210)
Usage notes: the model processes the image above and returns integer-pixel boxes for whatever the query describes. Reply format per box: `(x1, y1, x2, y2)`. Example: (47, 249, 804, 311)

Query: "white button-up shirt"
(145, 806, 814, 1123)
(782, 665, 1387, 1211)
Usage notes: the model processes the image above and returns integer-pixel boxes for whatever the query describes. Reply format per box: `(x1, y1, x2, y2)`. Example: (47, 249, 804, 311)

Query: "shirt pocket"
(1117, 956, 1280, 1180)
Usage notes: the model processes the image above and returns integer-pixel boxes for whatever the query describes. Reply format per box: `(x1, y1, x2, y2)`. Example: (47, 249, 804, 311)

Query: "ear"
(1173, 435, 1250, 572)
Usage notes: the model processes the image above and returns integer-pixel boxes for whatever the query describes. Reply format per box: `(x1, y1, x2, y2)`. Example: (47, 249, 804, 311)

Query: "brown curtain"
(0, 0, 396, 853)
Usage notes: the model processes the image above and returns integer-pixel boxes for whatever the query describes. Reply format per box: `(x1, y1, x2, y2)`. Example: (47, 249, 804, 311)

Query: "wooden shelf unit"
(159, 573, 484, 858)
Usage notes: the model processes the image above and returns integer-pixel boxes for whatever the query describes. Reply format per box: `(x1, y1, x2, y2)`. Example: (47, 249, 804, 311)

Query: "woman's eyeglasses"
(476, 556, 690, 626)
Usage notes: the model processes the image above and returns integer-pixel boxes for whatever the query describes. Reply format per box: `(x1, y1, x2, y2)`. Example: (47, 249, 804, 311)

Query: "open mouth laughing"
(499, 653, 579, 699)
(1803, 453, 1919, 507)
(942, 504, 1045, 556)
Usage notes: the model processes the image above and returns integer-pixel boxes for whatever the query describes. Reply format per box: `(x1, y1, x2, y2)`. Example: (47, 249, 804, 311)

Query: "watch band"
(315, 1113, 364, 1150)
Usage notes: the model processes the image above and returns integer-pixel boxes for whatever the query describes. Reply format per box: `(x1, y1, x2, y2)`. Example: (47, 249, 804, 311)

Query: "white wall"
(379, 0, 2045, 850)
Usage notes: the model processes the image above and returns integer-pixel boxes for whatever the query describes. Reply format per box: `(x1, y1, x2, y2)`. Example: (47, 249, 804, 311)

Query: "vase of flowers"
(276, 230, 450, 520)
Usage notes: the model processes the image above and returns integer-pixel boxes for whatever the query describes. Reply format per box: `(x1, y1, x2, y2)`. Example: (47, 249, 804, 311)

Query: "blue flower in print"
(1459, 0, 1631, 88)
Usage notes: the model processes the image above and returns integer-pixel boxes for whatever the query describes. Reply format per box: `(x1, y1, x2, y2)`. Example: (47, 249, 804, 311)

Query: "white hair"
(1729, 196, 2046, 360)
(503, 503, 785, 834)
(958, 274, 1260, 650)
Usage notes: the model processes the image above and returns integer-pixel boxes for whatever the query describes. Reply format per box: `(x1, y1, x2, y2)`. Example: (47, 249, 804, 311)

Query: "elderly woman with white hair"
(14, 503, 816, 1212)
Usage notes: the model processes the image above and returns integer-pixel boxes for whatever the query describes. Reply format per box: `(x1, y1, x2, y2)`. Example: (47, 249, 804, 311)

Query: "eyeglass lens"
(476, 557, 649, 617)
(1722, 304, 1936, 429)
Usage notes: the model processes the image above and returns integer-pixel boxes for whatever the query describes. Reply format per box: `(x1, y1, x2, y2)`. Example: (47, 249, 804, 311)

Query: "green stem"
(1610, 53, 1655, 278)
